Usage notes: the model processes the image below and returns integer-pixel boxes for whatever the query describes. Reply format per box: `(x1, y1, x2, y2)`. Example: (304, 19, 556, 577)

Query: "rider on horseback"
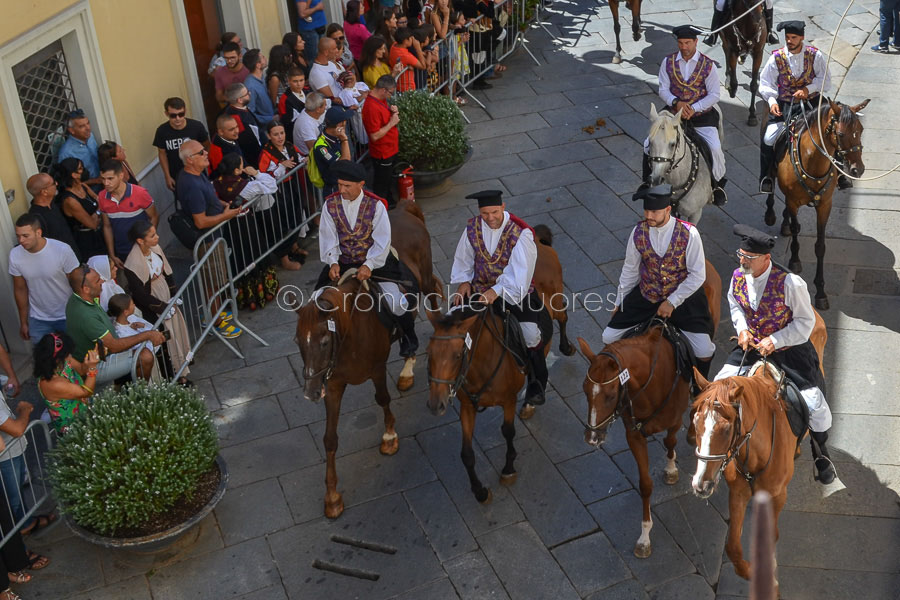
(758, 20, 850, 193)
(715, 224, 836, 484)
(313, 160, 418, 359)
(704, 0, 779, 47)
(643, 25, 727, 207)
(449, 190, 549, 406)
(603, 184, 716, 380)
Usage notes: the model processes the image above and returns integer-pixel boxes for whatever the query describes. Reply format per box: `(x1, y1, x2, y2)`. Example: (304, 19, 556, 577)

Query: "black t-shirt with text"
(153, 118, 210, 178)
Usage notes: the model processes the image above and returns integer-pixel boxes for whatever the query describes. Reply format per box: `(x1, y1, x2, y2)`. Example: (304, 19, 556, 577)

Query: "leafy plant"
(395, 91, 469, 172)
(48, 382, 218, 536)
(517, 0, 541, 30)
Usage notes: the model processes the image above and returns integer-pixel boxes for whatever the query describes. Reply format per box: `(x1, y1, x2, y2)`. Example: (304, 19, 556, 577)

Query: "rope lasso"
(695, 0, 768, 36)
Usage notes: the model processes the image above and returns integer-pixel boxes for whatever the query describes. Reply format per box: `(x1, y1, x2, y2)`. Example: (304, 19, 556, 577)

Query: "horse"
(576, 260, 721, 558)
(425, 224, 569, 502)
(646, 103, 723, 224)
(690, 309, 827, 591)
(608, 0, 642, 65)
(762, 98, 870, 310)
(294, 198, 438, 519)
(719, 0, 768, 126)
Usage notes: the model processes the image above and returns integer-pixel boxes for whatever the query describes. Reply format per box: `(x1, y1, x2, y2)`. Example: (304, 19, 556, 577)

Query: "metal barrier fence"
(0, 420, 53, 549)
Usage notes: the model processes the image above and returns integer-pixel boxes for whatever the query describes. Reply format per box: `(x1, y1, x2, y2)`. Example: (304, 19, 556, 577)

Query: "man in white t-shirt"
(309, 37, 345, 103)
(294, 92, 328, 156)
(9, 213, 80, 343)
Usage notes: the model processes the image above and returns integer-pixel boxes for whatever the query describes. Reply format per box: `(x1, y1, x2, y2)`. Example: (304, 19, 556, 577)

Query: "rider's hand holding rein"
(329, 263, 341, 281)
(356, 265, 372, 281)
(756, 336, 776, 356)
(792, 86, 809, 100)
(656, 299, 674, 318)
(452, 282, 472, 306)
(481, 288, 499, 304)
(738, 329, 754, 351)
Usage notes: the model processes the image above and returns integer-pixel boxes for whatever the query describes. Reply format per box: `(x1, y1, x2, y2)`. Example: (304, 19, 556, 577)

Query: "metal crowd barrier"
(0, 421, 53, 549)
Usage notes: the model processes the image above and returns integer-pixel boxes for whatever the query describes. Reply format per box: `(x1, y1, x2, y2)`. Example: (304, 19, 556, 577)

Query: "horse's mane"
(648, 111, 680, 143)
(296, 279, 363, 332)
(434, 305, 487, 328)
(692, 373, 781, 419)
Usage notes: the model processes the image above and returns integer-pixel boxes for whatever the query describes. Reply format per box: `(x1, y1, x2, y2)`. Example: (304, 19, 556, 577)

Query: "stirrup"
(813, 455, 836, 484)
(759, 176, 774, 194)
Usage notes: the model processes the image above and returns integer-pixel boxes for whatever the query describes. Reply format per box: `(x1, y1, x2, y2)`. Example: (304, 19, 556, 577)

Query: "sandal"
(7, 571, 30, 584)
(26, 552, 50, 571)
(495, 64, 507, 73)
(20, 513, 57, 537)
(454, 97, 468, 106)
(1, 588, 22, 600)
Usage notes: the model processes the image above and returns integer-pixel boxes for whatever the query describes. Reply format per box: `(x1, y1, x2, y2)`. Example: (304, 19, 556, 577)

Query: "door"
(183, 0, 224, 132)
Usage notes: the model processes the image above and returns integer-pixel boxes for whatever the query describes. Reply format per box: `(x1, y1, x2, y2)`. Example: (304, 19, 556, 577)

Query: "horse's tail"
(533, 224, 553, 246)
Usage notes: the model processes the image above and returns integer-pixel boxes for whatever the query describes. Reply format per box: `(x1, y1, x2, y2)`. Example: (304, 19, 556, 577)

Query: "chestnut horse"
(608, 0, 642, 65)
(690, 310, 826, 591)
(577, 260, 721, 558)
(294, 199, 438, 518)
(763, 98, 870, 310)
(719, 0, 767, 126)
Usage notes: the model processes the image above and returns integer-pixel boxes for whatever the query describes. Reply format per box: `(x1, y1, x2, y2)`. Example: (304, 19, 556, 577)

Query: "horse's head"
(647, 103, 684, 186)
(828, 99, 870, 179)
(425, 306, 482, 416)
(295, 284, 353, 402)
(578, 337, 628, 447)
(690, 367, 745, 498)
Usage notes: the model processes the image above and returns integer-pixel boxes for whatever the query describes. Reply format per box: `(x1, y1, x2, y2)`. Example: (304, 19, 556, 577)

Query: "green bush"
(396, 91, 469, 172)
(48, 382, 218, 536)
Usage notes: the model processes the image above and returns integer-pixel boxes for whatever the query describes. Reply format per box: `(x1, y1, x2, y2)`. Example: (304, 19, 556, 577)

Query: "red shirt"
(97, 184, 154, 257)
(389, 44, 418, 92)
(362, 96, 399, 159)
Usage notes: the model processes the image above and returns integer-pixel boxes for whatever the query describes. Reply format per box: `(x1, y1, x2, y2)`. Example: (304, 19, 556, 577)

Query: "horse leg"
(662, 426, 680, 485)
(460, 400, 491, 503)
(626, 429, 654, 558)
(374, 368, 399, 456)
(323, 381, 347, 519)
(726, 51, 739, 99)
(610, 2, 623, 64)
(764, 193, 776, 226)
(557, 315, 576, 356)
(631, 0, 642, 41)
(781, 204, 792, 237)
(788, 208, 802, 274)
(726, 480, 752, 579)
(813, 207, 831, 310)
(747, 51, 762, 126)
(499, 396, 518, 485)
(770, 491, 788, 596)
(686, 408, 697, 447)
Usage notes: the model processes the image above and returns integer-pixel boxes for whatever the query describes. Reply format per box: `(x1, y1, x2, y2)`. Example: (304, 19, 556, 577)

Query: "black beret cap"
(466, 190, 504, 208)
(733, 223, 776, 254)
(777, 20, 805, 35)
(332, 160, 367, 183)
(632, 183, 673, 211)
(672, 24, 702, 40)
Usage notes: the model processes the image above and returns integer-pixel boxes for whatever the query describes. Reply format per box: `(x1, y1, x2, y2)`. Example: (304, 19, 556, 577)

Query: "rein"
(301, 280, 366, 383)
(648, 124, 701, 213)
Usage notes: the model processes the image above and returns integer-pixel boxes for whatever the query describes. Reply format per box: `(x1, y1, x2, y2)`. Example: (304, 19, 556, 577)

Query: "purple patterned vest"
(466, 215, 534, 295)
(731, 265, 794, 343)
(325, 193, 380, 265)
(773, 46, 818, 102)
(633, 219, 691, 303)
(666, 52, 714, 105)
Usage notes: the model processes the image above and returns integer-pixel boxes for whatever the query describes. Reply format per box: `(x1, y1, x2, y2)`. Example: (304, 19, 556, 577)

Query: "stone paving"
(16, 0, 900, 598)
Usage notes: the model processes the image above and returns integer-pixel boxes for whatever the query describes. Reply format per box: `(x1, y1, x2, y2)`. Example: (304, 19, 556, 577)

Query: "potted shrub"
(395, 91, 471, 191)
(48, 381, 227, 551)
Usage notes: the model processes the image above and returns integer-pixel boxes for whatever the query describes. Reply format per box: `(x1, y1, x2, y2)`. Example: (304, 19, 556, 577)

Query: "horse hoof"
(519, 403, 536, 420)
(380, 435, 399, 456)
(477, 488, 493, 505)
(633, 32, 642, 42)
(634, 542, 652, 559)
(500, 472, 518, 486)
(664, 470, 679, 485)
(396, 375, 414, 392)
(764, 211, 776, 227)
(324, 494, 345, 519)
(560, 341, 576, 357)
(612, 55, 622, 65)
(747, 116, 758, 127)
(781, 221, 792, 237)
(788, 261, 802, 274)
(729, 89, 737, 99)
(815, 297, 830, 311)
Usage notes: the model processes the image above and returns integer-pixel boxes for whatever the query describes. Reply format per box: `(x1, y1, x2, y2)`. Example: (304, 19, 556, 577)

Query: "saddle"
(749, 361, 810, 439)
(621, 318, 696, 382)
(682, 121, 714, 174)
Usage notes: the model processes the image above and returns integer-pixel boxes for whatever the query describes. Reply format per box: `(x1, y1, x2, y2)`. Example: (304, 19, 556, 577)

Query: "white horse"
(645, 104, 724, 224)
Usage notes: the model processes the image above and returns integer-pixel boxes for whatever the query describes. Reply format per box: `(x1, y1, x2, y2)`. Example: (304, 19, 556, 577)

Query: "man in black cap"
(757, 20, 846, 193)
(314, 159, 419, 358)
(449, 190, 551, 406)
(714, 223, 835, 484)
(603, 184, 716, 377)
(311, 106, 355, 197)
(644, 24, 727, 206)
(704, 0, 779, 47)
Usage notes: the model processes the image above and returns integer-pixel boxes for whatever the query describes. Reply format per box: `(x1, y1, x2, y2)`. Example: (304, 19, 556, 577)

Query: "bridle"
(647, 120, 701, 208)
(300, 279, 365, 384)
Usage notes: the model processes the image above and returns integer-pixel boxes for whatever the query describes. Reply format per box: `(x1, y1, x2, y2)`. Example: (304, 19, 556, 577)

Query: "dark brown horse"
(690, 310, 826, 593)
(577, 260, 721, 558)
(720, 0, 768, 125)
(763, 98, 870, 309)
(608, 0, 642, 64)
(294, 198, 438, 518)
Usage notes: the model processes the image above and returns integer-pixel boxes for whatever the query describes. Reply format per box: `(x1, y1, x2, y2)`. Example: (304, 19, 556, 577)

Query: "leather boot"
(765, 8, 779, 44)
(397, 312, 419, 358)
(704, 8, 727, 46)
(525, 348, 548, 406)
(638, 153, 652, 191)
(759, 144, 776, 193)
(713, 177, 728, 206)
(810, 430, 836, 484)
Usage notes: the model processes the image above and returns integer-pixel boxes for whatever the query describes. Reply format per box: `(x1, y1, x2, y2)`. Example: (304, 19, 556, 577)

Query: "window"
(13, 40, 78, 173)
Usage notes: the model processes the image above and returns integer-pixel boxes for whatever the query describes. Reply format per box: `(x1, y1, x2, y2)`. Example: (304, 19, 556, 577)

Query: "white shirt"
(294, 111, 325, 156)
(0, 396, 27, 459)
(309, 61, 344, 99)
(759, 44, 830, 108)
(8, 238, 79, 321)
(450, 212, 537, 305)
(658, 50, 721, 114)
(727, 262, 815, 349)
(319, 191, 391, 270)
(615, 217, 706, 309)
(337, 86, 361, 110)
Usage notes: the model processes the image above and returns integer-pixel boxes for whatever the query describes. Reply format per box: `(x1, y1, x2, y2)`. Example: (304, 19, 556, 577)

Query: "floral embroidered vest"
(731, 265, 793, 343)
(666, 52, 714, 105)
(466, 215, 534, 295)
(634, 219, 691, 303)
(325, 193, 379, 264)
(773, 46, 818, 102)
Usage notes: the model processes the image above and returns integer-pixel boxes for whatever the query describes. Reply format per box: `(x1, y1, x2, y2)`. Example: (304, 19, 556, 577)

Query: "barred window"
(13, 40, 78, 173)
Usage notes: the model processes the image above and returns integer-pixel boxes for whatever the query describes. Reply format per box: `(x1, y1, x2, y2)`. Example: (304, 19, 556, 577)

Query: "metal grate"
(13, 41, 78, 173)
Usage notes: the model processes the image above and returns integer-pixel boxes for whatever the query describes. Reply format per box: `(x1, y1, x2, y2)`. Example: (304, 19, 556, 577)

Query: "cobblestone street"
(20, 0, 900, 598)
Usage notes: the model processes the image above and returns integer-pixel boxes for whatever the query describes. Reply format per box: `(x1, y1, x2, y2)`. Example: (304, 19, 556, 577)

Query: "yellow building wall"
(0, 0, 192, 218)
(255, 0, 288, 52)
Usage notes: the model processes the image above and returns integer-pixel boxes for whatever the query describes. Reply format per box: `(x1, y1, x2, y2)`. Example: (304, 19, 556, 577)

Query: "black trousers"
(372, 154, 396, 208)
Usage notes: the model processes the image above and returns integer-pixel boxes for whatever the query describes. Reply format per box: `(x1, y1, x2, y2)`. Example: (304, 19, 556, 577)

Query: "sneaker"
(219, 310, 233, 323)
(892, 44, 900, 50)
(216, 321, 242, 339)
(871, 44, 889, 53)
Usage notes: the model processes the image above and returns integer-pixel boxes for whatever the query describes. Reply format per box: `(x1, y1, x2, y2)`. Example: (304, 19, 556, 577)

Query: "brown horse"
(763, 98, 870, 310)
(608, 0, 642, 65)
(690, 310, 827, 591)
(577, 260, 721, 558)
(719, 0, 767, 126)
(294, 198, 438, 518)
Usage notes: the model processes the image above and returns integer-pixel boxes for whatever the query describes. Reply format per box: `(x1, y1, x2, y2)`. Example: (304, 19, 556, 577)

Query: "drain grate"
(852, 268, 900, 296)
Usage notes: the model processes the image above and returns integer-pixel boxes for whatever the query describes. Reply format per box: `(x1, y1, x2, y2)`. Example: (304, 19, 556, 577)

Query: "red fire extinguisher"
(397, 165, 415, 202)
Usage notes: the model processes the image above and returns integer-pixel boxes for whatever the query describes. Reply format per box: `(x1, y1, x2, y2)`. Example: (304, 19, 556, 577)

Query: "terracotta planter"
(409, 146, 473, 196)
